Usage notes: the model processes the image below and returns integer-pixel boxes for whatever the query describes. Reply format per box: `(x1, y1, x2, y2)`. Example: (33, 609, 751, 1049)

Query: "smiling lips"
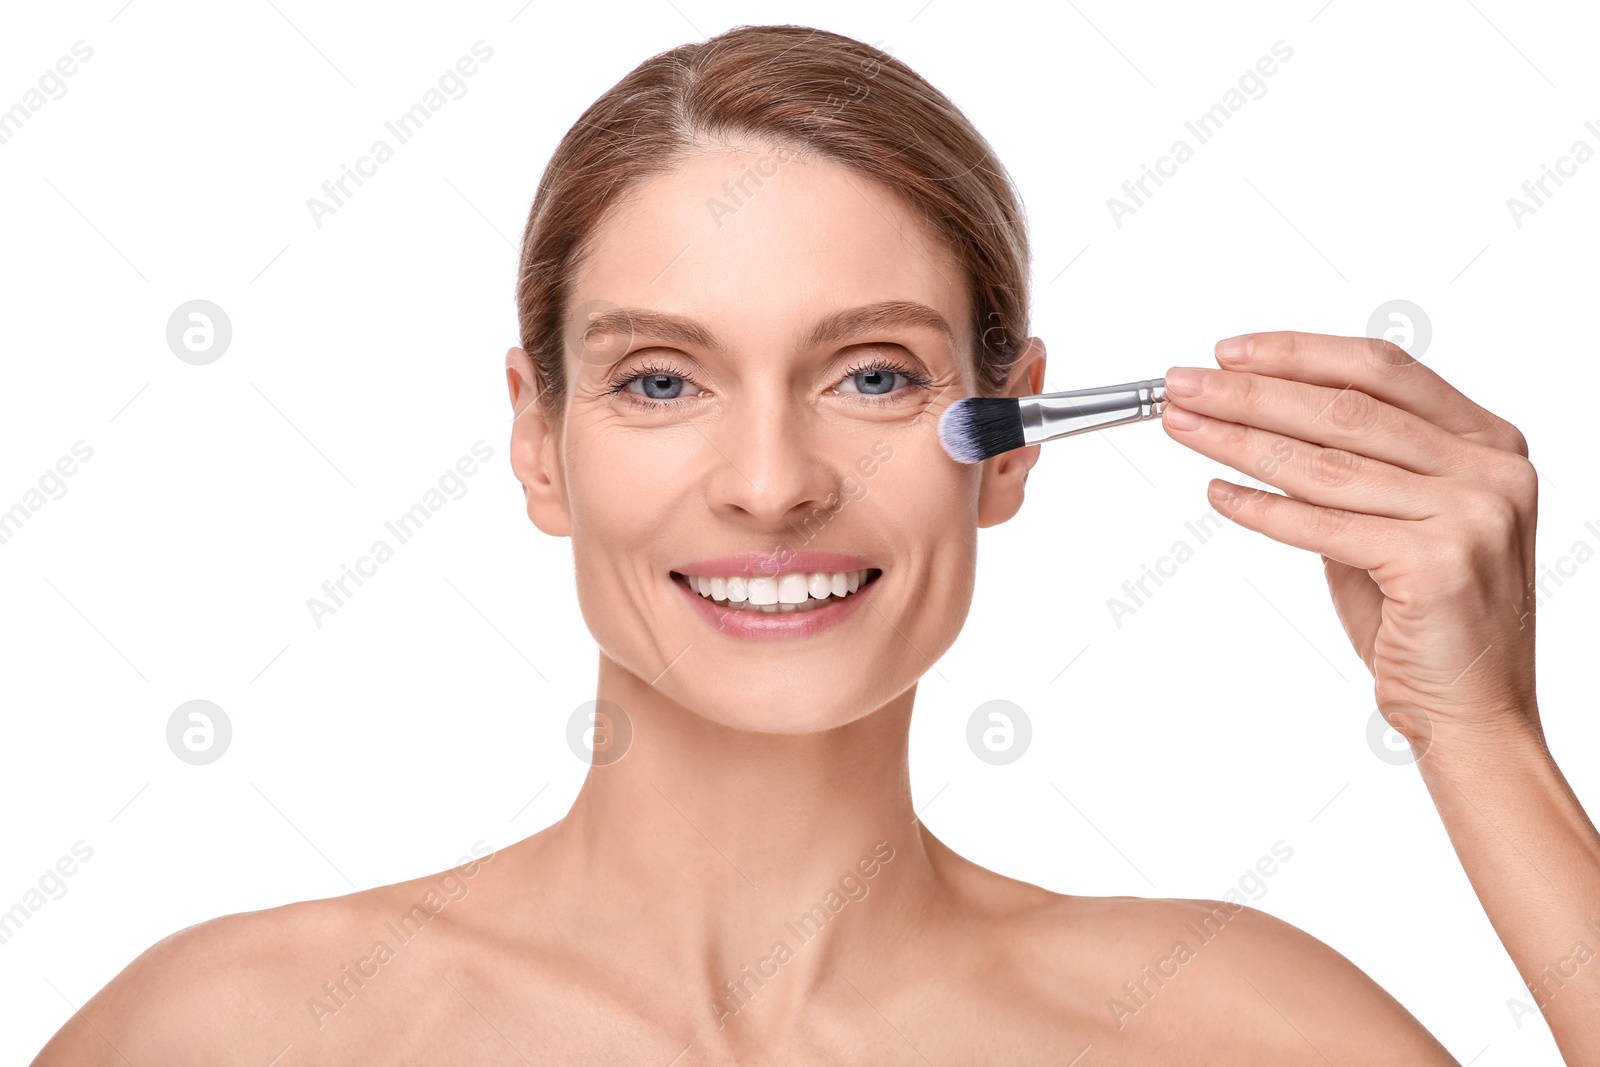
(677, 568, 877, 613)
(670, 552, 882, 635)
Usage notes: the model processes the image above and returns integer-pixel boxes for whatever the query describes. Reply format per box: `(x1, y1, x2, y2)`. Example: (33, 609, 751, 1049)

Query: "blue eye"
(832, 358, 935, 401)
(627, 370, 702, 401)
(606, 357, 932, 408)
(839, 367, 900, 396)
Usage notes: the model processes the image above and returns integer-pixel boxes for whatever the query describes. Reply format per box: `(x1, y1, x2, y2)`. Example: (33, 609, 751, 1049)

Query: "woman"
(34, 23, 1599, 1065)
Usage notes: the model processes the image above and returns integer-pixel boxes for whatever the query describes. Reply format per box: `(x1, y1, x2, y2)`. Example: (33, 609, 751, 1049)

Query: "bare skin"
(32, 825, 1453, 1065)
(32, 144, 1595, 1065)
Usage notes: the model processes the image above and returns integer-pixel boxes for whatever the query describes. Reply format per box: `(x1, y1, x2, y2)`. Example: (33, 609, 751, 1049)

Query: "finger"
(1207, 478, 1396, 571)
(1322, 555, 1382, 672)
(1215, 332, 1529, 457)
(1164, 403, 1439, 520)
(1162, 365, 1465, 477)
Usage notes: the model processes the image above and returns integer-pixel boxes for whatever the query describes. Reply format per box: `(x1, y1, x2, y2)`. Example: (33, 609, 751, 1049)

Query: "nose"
(703, 388, 843, 533)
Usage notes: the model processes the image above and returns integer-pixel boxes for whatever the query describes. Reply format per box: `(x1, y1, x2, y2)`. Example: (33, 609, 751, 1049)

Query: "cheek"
(563, 432, 690, 598)
(566, 430, 682, 528)
(869, 448, 980, 579)
(865, 450, 979, 664)
(868, 442, 973, 526)
(561, 431, 697, 658)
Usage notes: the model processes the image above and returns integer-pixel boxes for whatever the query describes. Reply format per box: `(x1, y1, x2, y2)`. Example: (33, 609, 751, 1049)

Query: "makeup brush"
(937, 378, 1168, 463)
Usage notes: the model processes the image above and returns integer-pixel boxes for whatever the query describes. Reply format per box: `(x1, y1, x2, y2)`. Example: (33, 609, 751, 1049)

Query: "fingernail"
(1164, 366, 1205, 396)
(1216, 335, 1253, 363)
(1165, 404, 1203, 430)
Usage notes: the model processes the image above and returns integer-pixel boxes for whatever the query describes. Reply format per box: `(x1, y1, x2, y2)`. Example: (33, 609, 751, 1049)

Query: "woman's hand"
(1160, 331, 1541, 755)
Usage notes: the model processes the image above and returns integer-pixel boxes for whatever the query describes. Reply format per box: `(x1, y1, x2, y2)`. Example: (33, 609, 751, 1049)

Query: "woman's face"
(509, 144, 1043, 734)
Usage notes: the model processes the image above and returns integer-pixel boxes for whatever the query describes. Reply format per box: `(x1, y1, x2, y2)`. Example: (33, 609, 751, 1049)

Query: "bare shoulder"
(28, 850, 497, 1067)
(1003, 892, 1461, 1065)
(29, 893, 359, 1066)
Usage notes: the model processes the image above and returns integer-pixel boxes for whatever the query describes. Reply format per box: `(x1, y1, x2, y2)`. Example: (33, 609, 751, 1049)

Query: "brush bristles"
(938, 397, 1024, 464)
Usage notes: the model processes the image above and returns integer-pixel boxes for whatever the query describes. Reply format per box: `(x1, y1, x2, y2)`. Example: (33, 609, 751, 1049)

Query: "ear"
(975, 336, 1047, 529)
(505, 346, 571, 538)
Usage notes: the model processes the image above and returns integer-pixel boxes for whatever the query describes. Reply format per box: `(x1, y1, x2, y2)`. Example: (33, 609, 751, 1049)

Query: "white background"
(1, 0, 1596, 1062)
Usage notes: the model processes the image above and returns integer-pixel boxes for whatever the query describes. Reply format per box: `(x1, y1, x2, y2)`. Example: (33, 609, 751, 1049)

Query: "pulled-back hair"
(516, 23, 1030, 419)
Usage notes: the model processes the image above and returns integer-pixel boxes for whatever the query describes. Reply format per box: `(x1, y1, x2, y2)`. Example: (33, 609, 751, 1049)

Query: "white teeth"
(777, 573, 810, 604)
(680, 568, 875, 612)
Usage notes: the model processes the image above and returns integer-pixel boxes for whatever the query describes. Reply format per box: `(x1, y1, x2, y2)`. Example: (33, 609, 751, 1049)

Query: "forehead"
(569, 147, 971, 355)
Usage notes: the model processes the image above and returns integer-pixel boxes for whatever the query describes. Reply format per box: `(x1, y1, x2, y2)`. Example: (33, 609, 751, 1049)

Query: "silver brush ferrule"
(1019, 378, 1167, 445)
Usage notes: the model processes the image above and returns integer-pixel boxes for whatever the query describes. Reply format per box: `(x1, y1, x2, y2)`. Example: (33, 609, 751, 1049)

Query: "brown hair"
(515, 23, 1030, 420)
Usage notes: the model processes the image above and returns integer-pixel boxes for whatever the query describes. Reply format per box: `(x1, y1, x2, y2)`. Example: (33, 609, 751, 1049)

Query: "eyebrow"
(577, 300, 957, 356)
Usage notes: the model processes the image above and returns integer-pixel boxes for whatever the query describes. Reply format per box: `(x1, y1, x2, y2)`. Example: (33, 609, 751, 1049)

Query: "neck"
(529, 652, 950, 1033)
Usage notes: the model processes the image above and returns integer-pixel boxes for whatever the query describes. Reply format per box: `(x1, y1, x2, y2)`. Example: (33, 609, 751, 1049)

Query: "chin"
(688, 688, 884, 736)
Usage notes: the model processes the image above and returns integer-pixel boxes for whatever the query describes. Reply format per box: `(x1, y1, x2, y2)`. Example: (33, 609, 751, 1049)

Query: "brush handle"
(1019, 378, 1167, 445)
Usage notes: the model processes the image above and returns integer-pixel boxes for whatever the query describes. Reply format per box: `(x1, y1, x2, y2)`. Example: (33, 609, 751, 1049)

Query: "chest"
(292, 968, 1161, 1066)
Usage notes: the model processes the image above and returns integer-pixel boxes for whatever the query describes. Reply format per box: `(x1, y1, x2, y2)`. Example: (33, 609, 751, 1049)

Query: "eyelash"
(604, 356, 934, 409)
